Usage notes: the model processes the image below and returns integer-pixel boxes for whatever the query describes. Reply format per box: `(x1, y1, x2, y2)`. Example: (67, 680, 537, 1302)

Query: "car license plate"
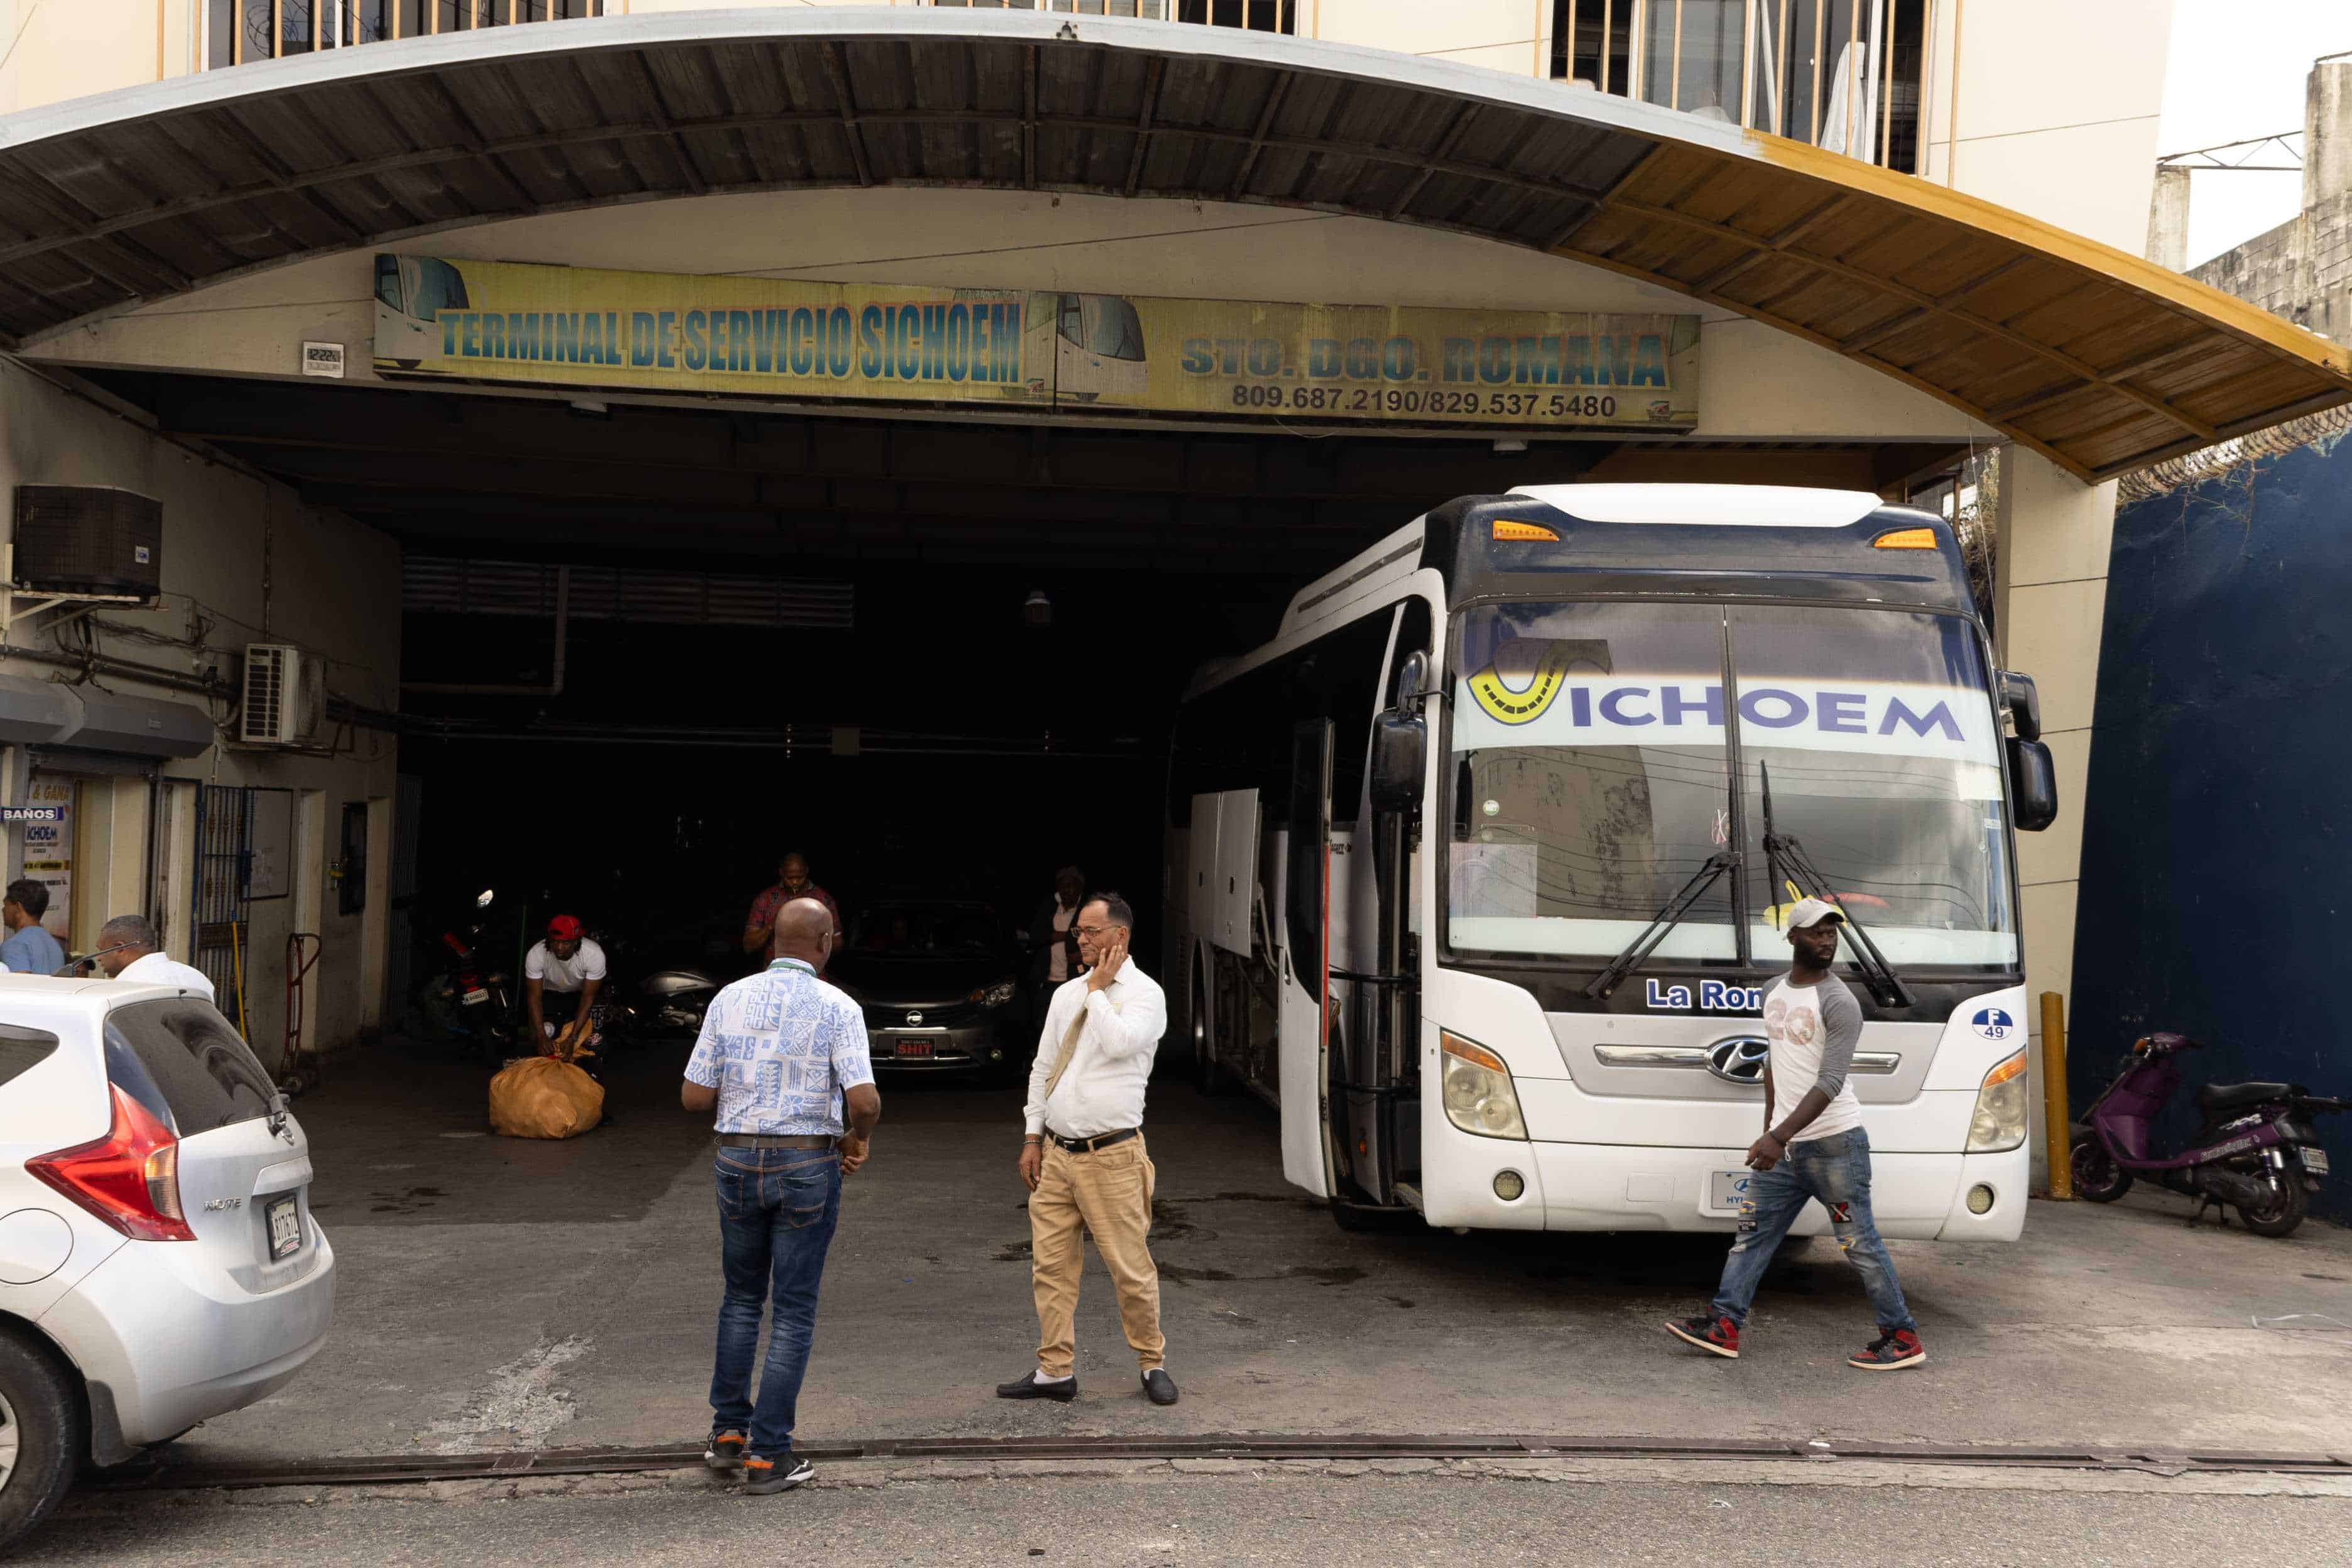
(266, 1195, 302, 1260)
(1709, 1169, 1753, 1212)
(894, 1037, 934, 1059)
(461, 988, 489, 1006)
(2305, 1148, 2332, 1175)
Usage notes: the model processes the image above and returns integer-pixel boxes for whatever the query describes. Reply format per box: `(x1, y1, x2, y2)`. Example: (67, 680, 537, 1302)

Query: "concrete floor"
(180, 1036, 2352, 1467)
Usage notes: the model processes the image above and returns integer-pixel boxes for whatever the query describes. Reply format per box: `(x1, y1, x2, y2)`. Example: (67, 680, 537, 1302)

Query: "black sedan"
(827, 900, 1033, 1080)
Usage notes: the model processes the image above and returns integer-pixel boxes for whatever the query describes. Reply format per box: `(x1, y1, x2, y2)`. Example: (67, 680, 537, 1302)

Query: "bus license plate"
(266, 1195, 302, 1260)
(1709, 1170, 1753, 1212)
(894, 1037, 934, 1059)
(2305, 1148, 2331, 1175)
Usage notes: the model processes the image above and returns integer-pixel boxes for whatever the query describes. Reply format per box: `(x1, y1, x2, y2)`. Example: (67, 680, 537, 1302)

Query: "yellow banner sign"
(373, 255, 1700, 430)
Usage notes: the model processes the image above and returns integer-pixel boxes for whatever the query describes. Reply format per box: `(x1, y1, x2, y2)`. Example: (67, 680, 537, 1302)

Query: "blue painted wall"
(2073, 435, 2352, 1221)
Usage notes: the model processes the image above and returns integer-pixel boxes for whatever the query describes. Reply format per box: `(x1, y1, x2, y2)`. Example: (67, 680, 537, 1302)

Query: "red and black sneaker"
(1664, 1314, 1740, 1358)
(1848, 1329, 1926, 1371)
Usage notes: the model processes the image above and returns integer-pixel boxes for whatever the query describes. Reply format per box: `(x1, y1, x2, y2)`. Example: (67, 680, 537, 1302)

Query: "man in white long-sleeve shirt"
(996, 892, 1177, 1407)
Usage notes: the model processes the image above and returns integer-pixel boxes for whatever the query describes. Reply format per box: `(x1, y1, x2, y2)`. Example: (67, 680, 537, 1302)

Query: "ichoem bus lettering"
(432, 302, 1026, 384)
(1464, 672, 1964, 742)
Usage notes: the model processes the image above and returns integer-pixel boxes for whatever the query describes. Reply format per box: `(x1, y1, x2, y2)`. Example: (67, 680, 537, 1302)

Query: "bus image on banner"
(1165, 484, 2059, 1240)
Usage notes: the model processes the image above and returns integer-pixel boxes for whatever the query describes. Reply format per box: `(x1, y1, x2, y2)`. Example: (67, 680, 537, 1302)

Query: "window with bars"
(1551, 0, 1932, 173)
(926, 0, 1297, 32)
(204, 0, 602, 68)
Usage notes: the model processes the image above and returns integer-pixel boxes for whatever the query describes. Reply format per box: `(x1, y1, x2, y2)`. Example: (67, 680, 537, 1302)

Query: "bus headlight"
(1966, 1050, 2030, 1153)
(1441, 1031, 1527, 1141)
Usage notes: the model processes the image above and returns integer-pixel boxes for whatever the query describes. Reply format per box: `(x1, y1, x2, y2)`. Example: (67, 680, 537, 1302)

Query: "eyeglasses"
(1073, 925, 1124, 938)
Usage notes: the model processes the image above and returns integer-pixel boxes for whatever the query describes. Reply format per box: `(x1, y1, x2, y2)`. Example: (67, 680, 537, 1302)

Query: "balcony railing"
(924, 1, 1295, 30)
(205, 1, 603, 69)
(1552, 0, 1932, 173)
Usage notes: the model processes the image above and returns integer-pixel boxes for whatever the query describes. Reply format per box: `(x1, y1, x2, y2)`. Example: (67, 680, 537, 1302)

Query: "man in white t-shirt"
(1665, 898, 1924, 1372)
(525, 914, 607, 1059)
(94, 914, 217, 1003)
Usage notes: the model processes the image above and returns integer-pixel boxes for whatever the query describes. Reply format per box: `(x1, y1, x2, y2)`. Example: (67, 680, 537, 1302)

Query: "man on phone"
(1665, 897, 1925, 1371)
(995, 892, 1176, 1407)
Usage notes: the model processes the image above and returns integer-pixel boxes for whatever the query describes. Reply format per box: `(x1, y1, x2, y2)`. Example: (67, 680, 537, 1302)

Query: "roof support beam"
(1385, 102, 1476, 220)
(1124, 58, 1165, 199)
(1229, 75, 1290, 197)
(822, 43, 874, 188)
(1689, 193, 1854, 294)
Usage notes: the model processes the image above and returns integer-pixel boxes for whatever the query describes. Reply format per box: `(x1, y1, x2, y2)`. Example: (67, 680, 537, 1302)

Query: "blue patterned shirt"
(684, 958, 874, 1137)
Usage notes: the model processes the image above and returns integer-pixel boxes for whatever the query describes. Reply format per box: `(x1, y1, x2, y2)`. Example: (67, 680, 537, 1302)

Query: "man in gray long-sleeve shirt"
(1665, 898, 1925, 1371)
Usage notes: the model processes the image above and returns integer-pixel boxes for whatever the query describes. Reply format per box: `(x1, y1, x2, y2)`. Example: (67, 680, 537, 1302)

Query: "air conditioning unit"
(12, 485, 162, 598)
(241, 645, 327, 748)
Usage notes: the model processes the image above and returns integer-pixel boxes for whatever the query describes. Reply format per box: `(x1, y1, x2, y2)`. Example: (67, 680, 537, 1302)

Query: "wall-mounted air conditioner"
(241, 644, 327, 748)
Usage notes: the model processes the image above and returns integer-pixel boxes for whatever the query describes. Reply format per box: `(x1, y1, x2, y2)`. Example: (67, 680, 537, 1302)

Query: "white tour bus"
(1163, 484, 2057, 1239)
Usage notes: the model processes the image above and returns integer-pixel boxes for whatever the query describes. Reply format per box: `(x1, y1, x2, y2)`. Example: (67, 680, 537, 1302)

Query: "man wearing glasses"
(996, 892, 1176, 1407)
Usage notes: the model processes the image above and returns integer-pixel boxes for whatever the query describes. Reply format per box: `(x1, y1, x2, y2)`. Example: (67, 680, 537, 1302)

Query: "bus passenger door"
(1278, 719, 1333, 1196)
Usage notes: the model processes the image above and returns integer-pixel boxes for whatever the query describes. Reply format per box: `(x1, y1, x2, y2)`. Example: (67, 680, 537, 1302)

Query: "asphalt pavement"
(23, 1461, 2352, 1566)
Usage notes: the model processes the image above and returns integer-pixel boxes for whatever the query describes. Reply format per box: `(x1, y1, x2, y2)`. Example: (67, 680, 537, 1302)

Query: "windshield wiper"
(1582, 850, 1742, 1001)
(1759, 761, 1913, 1009)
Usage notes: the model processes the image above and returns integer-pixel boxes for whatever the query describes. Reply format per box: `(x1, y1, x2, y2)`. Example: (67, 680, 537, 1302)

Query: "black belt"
(1047, 1127, 1139, 1153)
(718, 1133, 836, 1150)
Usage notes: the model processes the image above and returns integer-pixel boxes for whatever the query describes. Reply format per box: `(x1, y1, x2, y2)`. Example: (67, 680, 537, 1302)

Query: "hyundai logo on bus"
(1645, 978, 1766, 1012)
(1706, 1035, 1772, 1085)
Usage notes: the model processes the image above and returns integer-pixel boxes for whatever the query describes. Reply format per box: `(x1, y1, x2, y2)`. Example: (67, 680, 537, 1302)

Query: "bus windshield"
(1447, 600, 2017, 971)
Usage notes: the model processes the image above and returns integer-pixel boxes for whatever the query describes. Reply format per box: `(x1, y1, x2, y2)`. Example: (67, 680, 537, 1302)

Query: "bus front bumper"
(1531, 1142, 2025, 1239)
(1420, 1136, 2028, 1241)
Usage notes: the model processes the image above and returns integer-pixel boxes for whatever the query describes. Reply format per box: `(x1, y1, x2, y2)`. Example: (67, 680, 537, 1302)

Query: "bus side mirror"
(2000, 670, 2042, 742)
(2006, 736, 2057, 831)
(1369, 711, 1425, 814)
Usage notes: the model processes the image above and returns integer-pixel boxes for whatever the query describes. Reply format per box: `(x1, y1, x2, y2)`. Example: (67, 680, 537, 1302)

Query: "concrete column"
(2304, 59, 2352, 217)
(2145, 165, 2191, 271)
(1992, 445, 2116, 1186)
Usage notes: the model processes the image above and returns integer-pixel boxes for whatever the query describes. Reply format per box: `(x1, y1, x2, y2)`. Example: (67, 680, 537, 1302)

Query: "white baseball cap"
(1783, 896, 1846, 932)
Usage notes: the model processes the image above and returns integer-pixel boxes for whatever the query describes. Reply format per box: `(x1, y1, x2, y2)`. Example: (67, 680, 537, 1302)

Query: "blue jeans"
(710, 1146, 842, 1457)
(1709, 1127, 1916, 1334)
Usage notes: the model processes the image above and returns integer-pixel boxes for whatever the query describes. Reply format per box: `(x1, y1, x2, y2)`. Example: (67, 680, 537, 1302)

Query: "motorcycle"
(2071, 1031, 2346, 1237)
(628, 965, 720, 1038)
(418, 887, 518, 1068)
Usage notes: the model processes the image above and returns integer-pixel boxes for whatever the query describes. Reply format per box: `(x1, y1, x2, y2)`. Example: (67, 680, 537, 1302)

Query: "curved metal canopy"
(1, 8, 2342, 481)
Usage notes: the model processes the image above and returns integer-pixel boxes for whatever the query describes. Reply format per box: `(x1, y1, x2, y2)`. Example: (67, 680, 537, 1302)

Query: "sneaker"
(704, 1430, 746, 1470)
(1663, 1314, 1740, 1358)
(741, 1455, 815, 1495)
(1848, 1328, 1926, 1371)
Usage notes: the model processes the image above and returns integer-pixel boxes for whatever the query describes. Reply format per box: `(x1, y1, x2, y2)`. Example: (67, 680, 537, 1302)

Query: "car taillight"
(26, 1082, 195, 1242)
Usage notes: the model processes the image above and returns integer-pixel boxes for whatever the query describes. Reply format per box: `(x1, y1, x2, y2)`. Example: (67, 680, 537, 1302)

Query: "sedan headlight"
(1440, 1030, 1527, 1140)
(969, 979, 1018, 1008)
(1967, 1049, 2030, 1153)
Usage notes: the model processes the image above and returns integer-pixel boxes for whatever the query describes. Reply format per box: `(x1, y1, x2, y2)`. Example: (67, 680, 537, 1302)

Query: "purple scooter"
(2071, 1032, 2345, 1237)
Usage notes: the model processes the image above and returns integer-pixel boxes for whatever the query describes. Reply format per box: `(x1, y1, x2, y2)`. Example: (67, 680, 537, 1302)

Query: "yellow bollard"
(2040, 990, 2072, 1199)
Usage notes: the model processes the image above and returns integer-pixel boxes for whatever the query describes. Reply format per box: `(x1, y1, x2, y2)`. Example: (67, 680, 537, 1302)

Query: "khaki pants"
(1029, 1134, 1163, 1378)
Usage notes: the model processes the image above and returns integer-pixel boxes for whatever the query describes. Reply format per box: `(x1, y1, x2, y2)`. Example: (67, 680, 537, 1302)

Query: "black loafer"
(996, 1371, 1077, 1402)
(1142, 1369, 1179, 1406)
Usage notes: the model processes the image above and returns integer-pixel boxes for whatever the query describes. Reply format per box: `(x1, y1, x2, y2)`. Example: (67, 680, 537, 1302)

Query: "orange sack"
(488, 1055, 605, 1140)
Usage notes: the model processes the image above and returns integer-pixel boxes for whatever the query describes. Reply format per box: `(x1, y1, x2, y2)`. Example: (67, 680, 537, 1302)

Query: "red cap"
(547, 915, 584, 940)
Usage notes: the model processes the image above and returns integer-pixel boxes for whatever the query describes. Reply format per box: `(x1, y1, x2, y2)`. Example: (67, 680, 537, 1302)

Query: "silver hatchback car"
(0, 975, 335, 1547)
